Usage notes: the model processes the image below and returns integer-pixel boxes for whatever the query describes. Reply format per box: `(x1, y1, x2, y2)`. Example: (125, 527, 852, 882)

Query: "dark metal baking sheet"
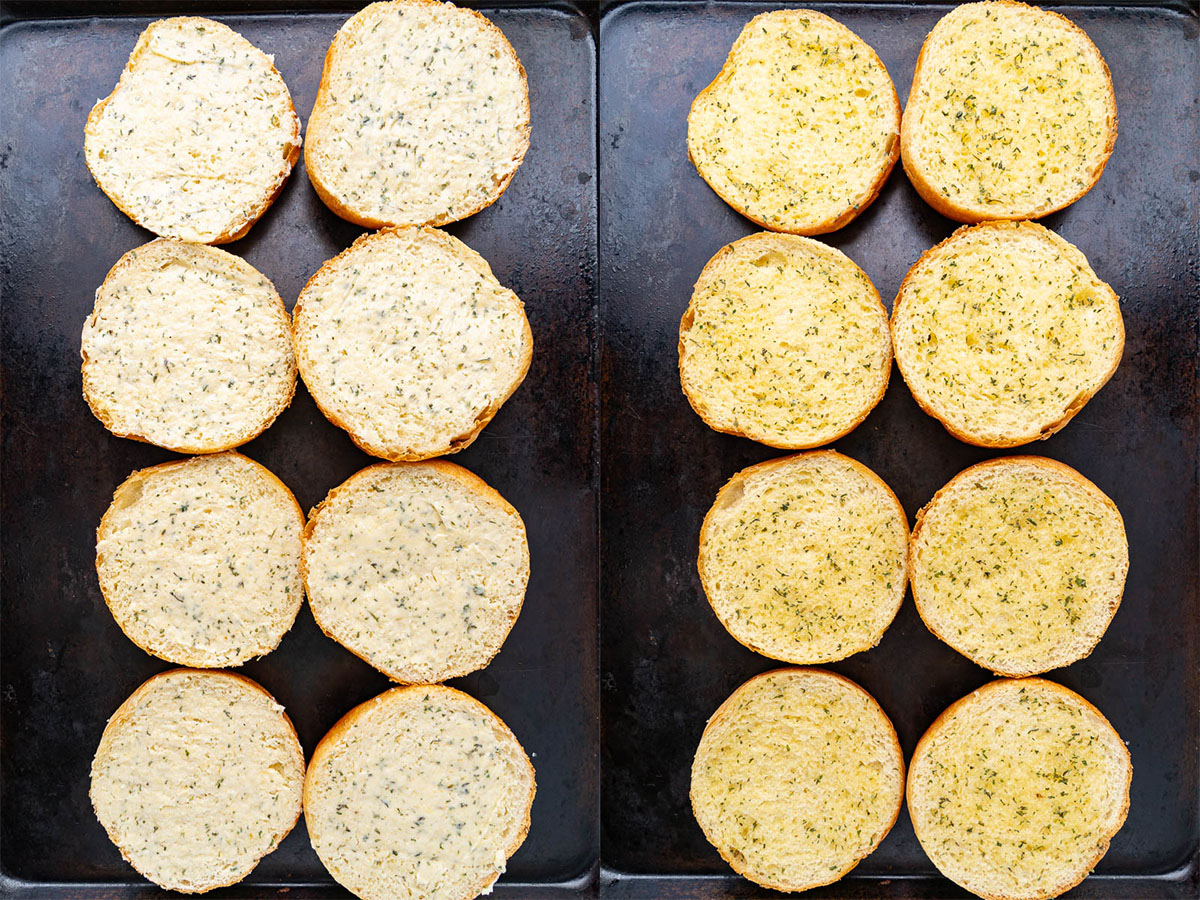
(0, 3, 597, 896)
(599, 2, 1199, 897)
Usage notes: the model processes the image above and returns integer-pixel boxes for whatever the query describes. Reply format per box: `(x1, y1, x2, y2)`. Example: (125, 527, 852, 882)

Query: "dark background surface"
(598, 2, 1200, 897)
(0, 3, 598, 896)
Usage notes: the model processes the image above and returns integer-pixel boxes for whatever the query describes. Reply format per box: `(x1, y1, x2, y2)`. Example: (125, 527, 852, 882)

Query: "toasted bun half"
(900, 0, 1117, 223)
(691, 667, 904, 891)
(908, 678, 1131, 900)
(304, 684, 535, 900)
(90, 669, 304, 893)
(892, 221, 1123, 447)
(84, 17, 301, 244)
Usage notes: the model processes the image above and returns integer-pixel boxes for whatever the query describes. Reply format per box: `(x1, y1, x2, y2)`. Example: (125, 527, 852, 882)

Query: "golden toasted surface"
(892, 221, 1123, 447)
(679, 232, 891, 448)
(699, 451, 908, 665)
(908, 678, 1131, 900)
(901, 0, 1117, 222)
(691, 668, 904, 891)
(688, 9, 900, 234)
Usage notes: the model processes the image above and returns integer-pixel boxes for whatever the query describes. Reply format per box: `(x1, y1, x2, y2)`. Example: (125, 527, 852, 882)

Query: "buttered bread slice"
(892, 221, 1123, 447)
(687, 10, 900, 234)
(304, 684, 535, 900)
(679, 232, 891, 448)
(691, 668, 904, 891)
(97, 453, 305, 668)
(85, 17, 301, 243)
(81, 239, 297, 453)
(90, 669, 304, 893)
(908, 679, 1131, 900)
(294, 226, 532, 461)
(302, 461, 528, 683)
(911, 457, 1127, 676)
(699, 451, 908, 664)
(901, 1, 1117, 222)
(305, 0, 530, 228)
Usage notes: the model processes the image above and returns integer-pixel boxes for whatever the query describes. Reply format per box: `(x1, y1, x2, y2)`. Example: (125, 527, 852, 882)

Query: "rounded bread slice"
(304, 683, 535, 900)
(84, 17, 301, 243)
(90, 669, 304, 893)
(81, 238, 297, 454)
(691, 667, 904, 891)
(698, 451, 908, 665)
(96, 452, 305, 668)
(900, 0, 1117, 223)
(679, 232, 891, 448)
(304, 0, 530, 228)
(908, 678, 1131, 900)
(293, 226, 532, 461)
(891, 221, 1123, 447)
(301, 460, 528, 683)
(687, 9, 900, 235)
(911, 456, 1127, 677)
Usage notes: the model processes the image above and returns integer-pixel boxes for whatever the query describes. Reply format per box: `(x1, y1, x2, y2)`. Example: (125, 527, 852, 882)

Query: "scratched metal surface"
(0, 3, 598, 896)
(598, 2, 1199, 897)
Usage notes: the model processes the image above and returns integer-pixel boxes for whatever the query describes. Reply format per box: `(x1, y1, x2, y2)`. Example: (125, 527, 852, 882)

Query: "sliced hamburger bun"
(293, 226, 532, 461)
(304, 683, 535, 900)
(81, 238, 297, 454)
(301, 460, 528, 683)
(84, 17, 301, 244)
(687, 9, 900, 235)
(901, 0, 1117, 223)
(304, 0, 530, 228)
(96, 452, 305, 668)
(679, 232, 891, 449)
(892, 221, 1123, 447)
(691, 667, 905, 891)
(699, 451, 909, 665)
(90, 669, 304, 893)
(908, 678, 1131, 900)
(911, 456, 1128, 677)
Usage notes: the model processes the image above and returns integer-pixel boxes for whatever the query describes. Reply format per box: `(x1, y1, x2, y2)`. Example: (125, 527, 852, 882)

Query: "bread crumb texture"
(892, 221, 1122, 447)
(902, 0, 1116, 221)
(699, 451, 908, 665)
(90, 670, 304, 893)
(691, 668, 904, 891)
(680, 232, 891, 448)
(908, 679, 1131, 900)
(304, 684, 535, 900)
(688, 9, 899, 234)
(294, 226, 531, 461)
(97, 453, 304, 668)
(303, 461, 528, 683)
(84, 17, 301, 243)
(81, 239, 296, 454)
(911, 457, 1127, 677)
(305, 0, 529, 228)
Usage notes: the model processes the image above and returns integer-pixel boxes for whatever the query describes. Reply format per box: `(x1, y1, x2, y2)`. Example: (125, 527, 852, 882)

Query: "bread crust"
(910, 455, 1127, 677)
(303, 682, 536, 900)
(687, 9, 901, 236)
(96, 451, 305, 667)
(90, 668, 304, 894)
(907, 677, 1132, 900)
(300, 459, 527, 683)
(83, 17, 301, 245)
(304, 0, 531, 229)
(891, 220, 1124, 447)
(900, 0, 1117, 224)
(697, 450, 910, 665)
(81, 238, 298, 454)
(293, 226, 533, 461)
(690, 666, 905, 892)
(678, 232, 892, 448)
